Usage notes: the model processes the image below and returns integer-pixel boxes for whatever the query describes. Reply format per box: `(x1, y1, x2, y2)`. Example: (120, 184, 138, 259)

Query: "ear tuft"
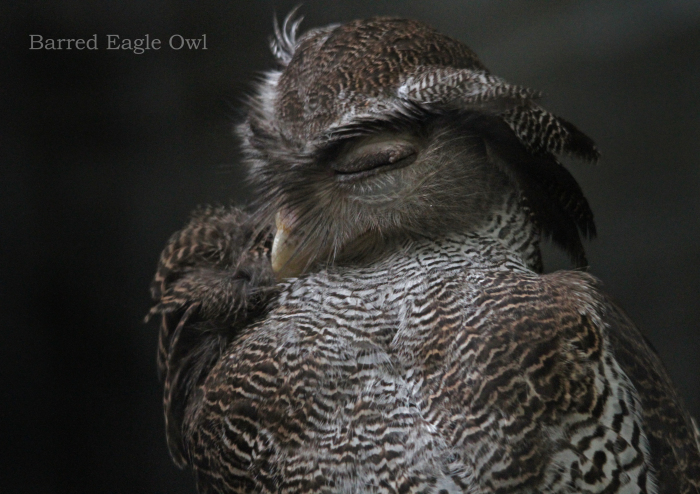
(270, 7, 304, 66)
(475, 113, 595, 268)
(502, 105, 600, 162)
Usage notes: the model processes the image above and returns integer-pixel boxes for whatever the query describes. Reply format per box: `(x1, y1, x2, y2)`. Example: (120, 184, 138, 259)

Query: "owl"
(148, 14, 700, 494)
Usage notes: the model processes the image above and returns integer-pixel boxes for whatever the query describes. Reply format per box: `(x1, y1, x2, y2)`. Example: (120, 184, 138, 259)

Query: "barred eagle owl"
(149, 15, 700, 494)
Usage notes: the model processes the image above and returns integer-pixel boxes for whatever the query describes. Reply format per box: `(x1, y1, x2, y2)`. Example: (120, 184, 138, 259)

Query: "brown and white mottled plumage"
(149, 14, 700, 493)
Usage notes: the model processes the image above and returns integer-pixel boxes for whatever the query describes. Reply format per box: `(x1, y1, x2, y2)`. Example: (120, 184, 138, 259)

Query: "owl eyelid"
(331, 139, 418, 177)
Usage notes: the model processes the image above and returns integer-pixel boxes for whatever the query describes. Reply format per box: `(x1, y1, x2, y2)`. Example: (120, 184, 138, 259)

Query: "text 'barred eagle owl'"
(148, 14, 700, 494)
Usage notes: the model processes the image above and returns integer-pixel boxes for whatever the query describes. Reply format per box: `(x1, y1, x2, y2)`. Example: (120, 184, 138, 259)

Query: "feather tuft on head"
(270, 7, 304, 65)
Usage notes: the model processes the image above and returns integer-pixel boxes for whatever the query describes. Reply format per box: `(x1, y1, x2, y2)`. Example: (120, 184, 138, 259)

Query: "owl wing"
(597, 282, 700, 493)
(452, 269, 700, 493)
(147, 206, 276, 466)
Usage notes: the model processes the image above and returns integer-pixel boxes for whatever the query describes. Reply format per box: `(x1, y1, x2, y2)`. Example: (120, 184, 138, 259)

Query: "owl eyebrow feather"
(314, 104, 441, 157)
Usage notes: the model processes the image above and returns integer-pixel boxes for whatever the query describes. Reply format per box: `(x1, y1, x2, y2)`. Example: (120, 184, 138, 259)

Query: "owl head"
(238, 14, 598, 278)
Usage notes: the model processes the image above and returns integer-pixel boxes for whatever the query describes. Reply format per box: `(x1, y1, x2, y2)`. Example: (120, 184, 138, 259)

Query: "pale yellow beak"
(270, 211, 308, 280)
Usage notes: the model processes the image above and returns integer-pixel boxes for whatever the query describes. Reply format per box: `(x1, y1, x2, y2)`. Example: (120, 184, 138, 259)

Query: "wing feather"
(147, 206, 276, 466)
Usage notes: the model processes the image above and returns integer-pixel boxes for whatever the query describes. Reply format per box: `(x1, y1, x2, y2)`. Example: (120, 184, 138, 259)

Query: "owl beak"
(271, 210, 307, 279)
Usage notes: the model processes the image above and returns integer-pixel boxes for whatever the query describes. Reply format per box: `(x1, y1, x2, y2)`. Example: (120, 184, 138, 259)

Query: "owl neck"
(409, 192, 543, 274)
(468, 191, 543, 272)
(334, 192, 543, 274)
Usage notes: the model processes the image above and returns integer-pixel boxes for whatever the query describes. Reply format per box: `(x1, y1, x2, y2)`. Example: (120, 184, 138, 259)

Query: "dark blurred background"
(3, 1, 699, 492)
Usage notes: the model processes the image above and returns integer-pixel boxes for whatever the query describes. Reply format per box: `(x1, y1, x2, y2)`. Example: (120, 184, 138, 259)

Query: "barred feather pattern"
(149, 206, 274, 369)
(398, 68, 539, 107)
(501, 105, 600, 162)
(183, 239, 670, 493)
(159, 199, 700, 494)
(148, 206, 276, 466)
